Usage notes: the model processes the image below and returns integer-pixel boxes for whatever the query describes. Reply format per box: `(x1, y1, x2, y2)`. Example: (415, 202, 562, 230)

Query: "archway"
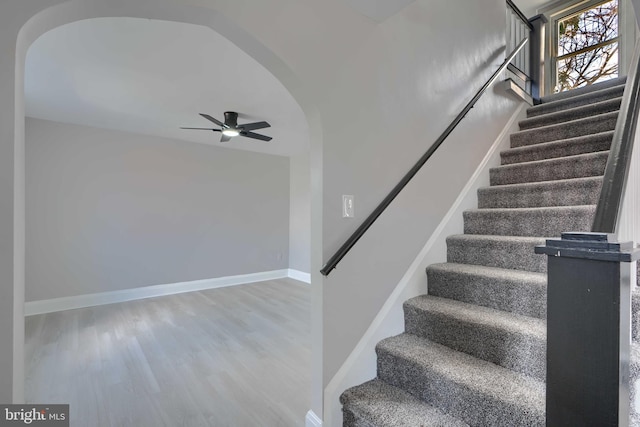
(9, 0, 323, 420)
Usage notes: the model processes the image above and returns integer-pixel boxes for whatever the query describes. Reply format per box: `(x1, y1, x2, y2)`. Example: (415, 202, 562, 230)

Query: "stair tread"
(510, 111, 617, 147)
(405, 295, 546, 338)
(463, 205, 596, 237)
(428, 262, 546, 283)
(448, 234, 548, 243)
(427, 263, 547, 318)
(478, 176, 603, 209)
(466, 204, 596, 213)
(519, 96, 622, 130)
(377, 333, 545, 409)
(341, 379, 470, 427)
(538, 77, 626, 104)
(500, 131, 613, 164)
(480, 175, 603, 193)
(490, 151, 608, 186)
(404, 295, 546, 379)
(491, 150, 609, 176)
(528, 83, 626, 117)
(514, 110, 618, 134)
(447, 234, 547, 273)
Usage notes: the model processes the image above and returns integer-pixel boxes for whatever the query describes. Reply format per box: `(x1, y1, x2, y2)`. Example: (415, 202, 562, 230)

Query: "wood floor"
(24, 278, 311, 427)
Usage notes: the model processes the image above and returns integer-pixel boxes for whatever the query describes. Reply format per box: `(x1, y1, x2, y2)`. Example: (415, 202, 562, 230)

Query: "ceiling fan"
(180, 112, 272, 142)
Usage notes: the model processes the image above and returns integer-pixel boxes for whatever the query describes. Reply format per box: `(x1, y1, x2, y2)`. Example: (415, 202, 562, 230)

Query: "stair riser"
(500, 132, 613, 165)
(427, 266, 546, 318)
(463, 206, 596, 237)
(343, 408, 385, 427)
(519, 98, 621, 130)
(342, 408, 366, 427)
(510, 113, 617, 148)
(478, 178, 603, 209)
(340, 380, 470, 427)
(404, 305, 546, 380)
(447, 236, 547, 273)
(377, 349, 545, 427)
(490, 152, 608, 186)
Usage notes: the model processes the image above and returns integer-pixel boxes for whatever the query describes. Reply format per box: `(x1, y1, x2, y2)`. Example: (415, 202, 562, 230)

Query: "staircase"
(340, 76, 640, 426)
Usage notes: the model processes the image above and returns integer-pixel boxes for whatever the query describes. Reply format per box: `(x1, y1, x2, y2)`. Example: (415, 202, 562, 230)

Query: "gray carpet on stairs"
(510, 111, 618, 147)
(527, 83, 625, 117)
(340, 76, 635, 426)
(446, 234, 547, 273)
(427, 263, 546, 318)
(340, 379, 470, 427)
(376, 334, 545, 427)
(403, 295, 546, 379)
(518, 97, 621, 130)
(478, 176, 603, 208)
(489, 151, 609, 185)
(499, 131, 612, 165)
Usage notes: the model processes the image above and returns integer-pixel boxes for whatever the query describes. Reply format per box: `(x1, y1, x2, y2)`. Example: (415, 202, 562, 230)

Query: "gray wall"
(26, 118, 290, 302)
(289, 152, 310, 273)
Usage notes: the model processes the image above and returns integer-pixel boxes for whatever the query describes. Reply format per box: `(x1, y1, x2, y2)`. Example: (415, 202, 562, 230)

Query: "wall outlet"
(342, 195, 354, 218)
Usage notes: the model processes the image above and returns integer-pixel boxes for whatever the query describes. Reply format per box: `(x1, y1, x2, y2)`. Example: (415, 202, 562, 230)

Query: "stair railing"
(506, 0, 534, 95)
(592, 40, 640, 234)
(536, 40, 640, 426)
(320, 37, 529, 276)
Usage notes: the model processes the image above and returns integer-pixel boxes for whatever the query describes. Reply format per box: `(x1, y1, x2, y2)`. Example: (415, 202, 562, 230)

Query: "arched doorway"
(6, 0, 322, 422)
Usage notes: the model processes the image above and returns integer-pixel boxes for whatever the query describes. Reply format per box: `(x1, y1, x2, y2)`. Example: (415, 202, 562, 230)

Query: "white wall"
(318, 0, 521, 391)
(289, 152, 310, 273)
(25, 118, 290, 301)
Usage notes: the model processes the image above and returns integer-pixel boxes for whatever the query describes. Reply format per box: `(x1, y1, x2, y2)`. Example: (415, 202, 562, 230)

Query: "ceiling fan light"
(222, 128, 240, 137)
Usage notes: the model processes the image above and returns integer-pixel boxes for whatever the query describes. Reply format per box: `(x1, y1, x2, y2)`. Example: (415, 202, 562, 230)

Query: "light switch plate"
(343, 195, 354, 218)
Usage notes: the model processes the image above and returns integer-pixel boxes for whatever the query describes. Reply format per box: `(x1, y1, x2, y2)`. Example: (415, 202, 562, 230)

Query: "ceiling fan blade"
(200, 113, 225, 127)
(220, 134, 232, 143)
(180, 127, 221, 131)
(241, 131, 272, 142)
(239, 121, 271, 131)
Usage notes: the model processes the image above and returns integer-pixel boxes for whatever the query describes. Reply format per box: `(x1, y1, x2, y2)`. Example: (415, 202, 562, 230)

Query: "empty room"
(22, 16, 311, 426)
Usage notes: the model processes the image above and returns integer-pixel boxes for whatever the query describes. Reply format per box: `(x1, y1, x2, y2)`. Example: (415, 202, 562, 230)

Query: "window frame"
(540, 0, 635, 95)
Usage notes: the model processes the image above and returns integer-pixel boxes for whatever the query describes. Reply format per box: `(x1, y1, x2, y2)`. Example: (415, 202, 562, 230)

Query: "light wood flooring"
(24, 278, 311, 427)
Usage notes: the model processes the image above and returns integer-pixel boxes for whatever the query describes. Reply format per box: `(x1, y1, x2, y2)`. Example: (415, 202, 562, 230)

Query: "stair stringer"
(622, 102, 640, 423)
(324, 102, 527, 427)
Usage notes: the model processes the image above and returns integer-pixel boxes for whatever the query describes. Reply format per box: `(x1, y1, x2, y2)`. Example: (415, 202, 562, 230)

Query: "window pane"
(558, 0, 618, 57)
(556, 42, 618, 92)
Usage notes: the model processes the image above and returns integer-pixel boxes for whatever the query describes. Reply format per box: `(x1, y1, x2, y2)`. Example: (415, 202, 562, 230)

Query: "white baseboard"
(24, 269, 291, 316)
(323, 103, 528, 427)
(305, 410, 323, 427)
(288, 269, 311, 283)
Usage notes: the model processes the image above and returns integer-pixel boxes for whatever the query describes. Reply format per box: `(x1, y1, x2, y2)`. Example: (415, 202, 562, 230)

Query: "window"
(554, 0, 619, 92)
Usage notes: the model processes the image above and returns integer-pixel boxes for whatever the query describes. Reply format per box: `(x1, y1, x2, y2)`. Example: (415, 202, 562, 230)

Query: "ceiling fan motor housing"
(224, 111, 238, 128)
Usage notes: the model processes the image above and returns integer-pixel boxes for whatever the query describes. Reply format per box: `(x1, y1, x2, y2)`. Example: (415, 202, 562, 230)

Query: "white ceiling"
(25, 17, 309, 157)
(514, 0, 562, 17)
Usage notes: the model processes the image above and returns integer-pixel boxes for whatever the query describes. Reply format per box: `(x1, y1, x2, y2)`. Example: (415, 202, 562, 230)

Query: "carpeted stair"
(340, 76, 640, 426)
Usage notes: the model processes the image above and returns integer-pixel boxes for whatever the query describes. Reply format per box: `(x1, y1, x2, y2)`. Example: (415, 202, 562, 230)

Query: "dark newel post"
(529, 14, 547, 101)
(536, 232, 639, 426)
